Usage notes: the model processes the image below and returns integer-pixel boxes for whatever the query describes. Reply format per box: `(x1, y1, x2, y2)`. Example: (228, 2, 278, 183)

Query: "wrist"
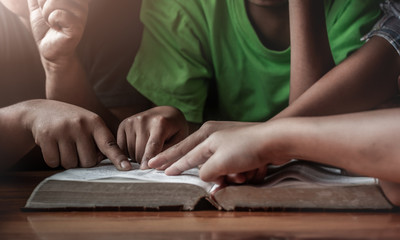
(2, 100, 43, 136)
(257, 119, 296, 164)
(41, 53, 80, 75)
(18, 100, 45, 132)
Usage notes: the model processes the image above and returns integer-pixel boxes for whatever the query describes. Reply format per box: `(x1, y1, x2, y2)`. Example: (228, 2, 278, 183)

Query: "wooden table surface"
(1, 170, 400, 240)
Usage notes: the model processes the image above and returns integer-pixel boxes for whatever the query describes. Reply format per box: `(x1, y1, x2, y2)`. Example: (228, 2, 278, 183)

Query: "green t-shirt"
(128, 0, 381, 123)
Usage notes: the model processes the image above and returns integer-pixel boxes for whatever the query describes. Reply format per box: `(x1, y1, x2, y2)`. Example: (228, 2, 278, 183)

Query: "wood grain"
(1, 171, 400, 240)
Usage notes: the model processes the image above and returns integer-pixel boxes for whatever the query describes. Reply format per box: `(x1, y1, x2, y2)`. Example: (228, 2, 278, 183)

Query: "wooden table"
(1, 170, 400, 240)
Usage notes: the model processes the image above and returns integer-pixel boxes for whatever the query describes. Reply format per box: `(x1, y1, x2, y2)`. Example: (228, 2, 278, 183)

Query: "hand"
(28, 0, 89, 61)
(25, 100, 131, 170)
(148, 121, 255, 170)
(161, 123, 290, 183)
(117, 106, 188, 169)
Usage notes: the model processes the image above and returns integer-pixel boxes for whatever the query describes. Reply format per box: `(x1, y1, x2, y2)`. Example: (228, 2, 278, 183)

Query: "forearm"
(288, 0, 335, 103)
(273, 109, 400, 183)
(275, 37, 400, 119)
(43, 55, 120, 133)
(0, 101, 36, 170)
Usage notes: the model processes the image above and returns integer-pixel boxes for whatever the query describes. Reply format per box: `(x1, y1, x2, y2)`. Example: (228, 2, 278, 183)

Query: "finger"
(76, 135, 98, 168)
(117, 122, 136, 161)
(28, 0, 41, 12)
(148, 131, 205, 169)
(47, 9, 79, 31)
(117, 125, 129, 156)
(93, 126, 131, 171)
(164, 141, 213, 176)
(28, 0, 48, 40)
(39, 139, 60, 168)
(58, 140, 79, 169)
(214, 176, 227, 186)
(37, 0, 46, 10)
(135, 126, 147, 165)
(41, 0, 87, 25)
(225, 173, 247, 184)
(162, 126, 188, 150)
(198, 153, 229, 182)
(127, 133, 137, 163)
(141, 129, 165, 169)
(96, 151, 106, 164)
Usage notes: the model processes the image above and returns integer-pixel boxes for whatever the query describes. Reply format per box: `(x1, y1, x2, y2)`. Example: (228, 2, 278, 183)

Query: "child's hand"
(117, 106, 189, 169)
(25, 100, 130, 171)
(28, 0, 89, 62)
(148, 121, 256, 171)
(159, 123, 290, 183)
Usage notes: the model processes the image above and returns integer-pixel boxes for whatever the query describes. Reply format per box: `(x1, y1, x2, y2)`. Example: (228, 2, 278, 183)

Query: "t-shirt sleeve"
(127, 0, 213, 123)
(326, 0, 382, 64)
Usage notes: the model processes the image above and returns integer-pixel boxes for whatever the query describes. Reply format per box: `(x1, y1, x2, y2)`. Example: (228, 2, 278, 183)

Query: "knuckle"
(147, 140, 161, 150)
(88, 113, 103, 124)
(102, 139, 119, 151)
(33, 126, 54, 144)
(89, 115, 106, 129)
(200, 121, 217, 136)
(132, 115, 144, 123)
(124, 115, 143, 127)
(34, 130, 49, 145)
(152, 115, 168, 126)
(69, 115, 86, 127)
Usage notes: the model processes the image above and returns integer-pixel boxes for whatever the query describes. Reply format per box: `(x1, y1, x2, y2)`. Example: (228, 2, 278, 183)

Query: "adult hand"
(117, 106, 188, 169)
(28, 0, 89, 61)
(148, 121, 255, 171)
(162, 123, 290, 183)
(25, 100, 131, 170)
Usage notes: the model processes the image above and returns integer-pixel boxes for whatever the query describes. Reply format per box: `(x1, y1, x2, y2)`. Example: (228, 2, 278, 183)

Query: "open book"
(24, 160, 393, 211)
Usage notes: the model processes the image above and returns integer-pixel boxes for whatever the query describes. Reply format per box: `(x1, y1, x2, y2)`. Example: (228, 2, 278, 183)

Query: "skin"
(288, 0, 335, 103)
(149, 1, 400, 204)
(136, 0, 398, 175)
(29, 0, 153, 169)
(1, 0, 150, 130)
(117, 0, 291, 170)
(27, 0, 121, 133)
(0, 0, 147, 170)
(161, 109, 400, 206)
(0, 100, 130, 171)
(117, 106, 188, 169)
(149, 1, 400, 181)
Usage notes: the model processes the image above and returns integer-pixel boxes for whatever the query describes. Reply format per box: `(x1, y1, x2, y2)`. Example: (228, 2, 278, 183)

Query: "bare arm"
(162, 108, 400, 205)
(276, 110, 400, 205)
(28, 0, 120, 133)
(288, 0, 335, 103)
(278, 110, 400, 183)
(275, 37, 400, 119)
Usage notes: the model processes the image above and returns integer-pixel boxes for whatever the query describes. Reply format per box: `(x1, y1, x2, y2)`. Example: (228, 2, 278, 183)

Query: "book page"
(47, 160, 214, 191)
(263, 160, 377, 187)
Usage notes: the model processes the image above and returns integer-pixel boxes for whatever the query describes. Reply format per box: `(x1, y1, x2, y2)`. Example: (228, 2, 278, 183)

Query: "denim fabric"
(363, 0, 400, 55)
